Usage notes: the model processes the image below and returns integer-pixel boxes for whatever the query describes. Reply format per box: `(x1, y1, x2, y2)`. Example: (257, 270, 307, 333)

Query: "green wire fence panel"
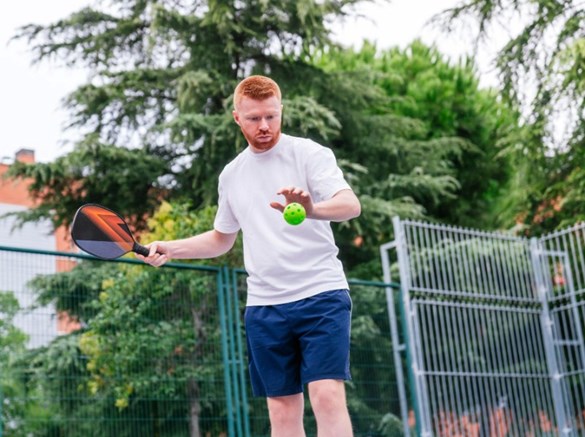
(0, 247, 231, 437)
(387, 218, 585, 437)
(0, 246, 405, 437)
(228, 270, 406, 437)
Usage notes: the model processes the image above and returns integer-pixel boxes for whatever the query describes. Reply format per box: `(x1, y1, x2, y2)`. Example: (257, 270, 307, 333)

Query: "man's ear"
(232, 110, 240, 126)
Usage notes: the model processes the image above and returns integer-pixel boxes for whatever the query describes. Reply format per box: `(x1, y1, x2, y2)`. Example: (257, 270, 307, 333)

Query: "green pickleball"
(283, 202, 306, 225)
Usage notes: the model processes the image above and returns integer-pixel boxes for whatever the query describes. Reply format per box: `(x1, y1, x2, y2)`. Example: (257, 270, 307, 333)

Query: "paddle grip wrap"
(133, 242, 150, 257)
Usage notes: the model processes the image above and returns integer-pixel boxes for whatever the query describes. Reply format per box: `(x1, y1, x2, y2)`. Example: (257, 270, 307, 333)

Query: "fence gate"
(385, 218, 585, 436)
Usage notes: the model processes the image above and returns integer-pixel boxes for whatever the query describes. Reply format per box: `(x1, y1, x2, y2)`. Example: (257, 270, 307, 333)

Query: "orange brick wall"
(0, 149, 81, 334)
(0, 164, 35, 207)
(0, 149, 74, 252)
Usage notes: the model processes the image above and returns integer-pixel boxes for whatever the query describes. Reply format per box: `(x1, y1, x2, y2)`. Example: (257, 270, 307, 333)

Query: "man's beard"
(245, 130, 281, 152)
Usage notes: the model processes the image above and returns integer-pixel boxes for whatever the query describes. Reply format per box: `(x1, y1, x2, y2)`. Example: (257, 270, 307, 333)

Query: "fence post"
(0, 386, 3, 437)
(529, 238, 571, 434)
(229, 268, 251, 437)
(391, 217, 431, 436)
(222, 266, 244, 437)
(217, 268, 236, 436)
(380, 240, 410, 437)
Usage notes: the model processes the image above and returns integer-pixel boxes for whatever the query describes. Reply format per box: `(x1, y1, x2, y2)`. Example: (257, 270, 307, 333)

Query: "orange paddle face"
(71, 204, 148, 259)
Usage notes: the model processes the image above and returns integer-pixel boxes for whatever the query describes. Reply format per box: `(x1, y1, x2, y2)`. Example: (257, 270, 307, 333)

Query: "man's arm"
(138, 229, 238, 267)
(270, 187, 361, 222)
(310, 189, 361, 222)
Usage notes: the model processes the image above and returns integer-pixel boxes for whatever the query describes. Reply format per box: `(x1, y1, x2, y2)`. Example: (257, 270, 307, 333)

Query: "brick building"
(0, 148, 80, 343)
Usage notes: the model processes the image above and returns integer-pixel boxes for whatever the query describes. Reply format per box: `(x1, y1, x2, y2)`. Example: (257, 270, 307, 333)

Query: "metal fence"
(384, 218, 585, 436)
(0, 245, 403, 436)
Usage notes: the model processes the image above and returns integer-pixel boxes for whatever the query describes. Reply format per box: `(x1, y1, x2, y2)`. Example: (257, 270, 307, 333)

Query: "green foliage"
(312, 41, 521, 270)
(9, 0, 376, 231)
(0, 292, 29, 433)
(144, 201, 243, 267)
(17, 334, 93, 436)
(79, 265, 225, 434)
(378, 413, 405, 436)
(345, 284, 400, 430)
(13, 335, 88, 436)
(6, 138, 167, 230)
(8, 0, 524, 275)
(12, 203, 243, 435)
(336, 41, 518, 225)
(0, 292, 27, 348)
(438, 0, 585, 233)
(17, 329, 203, 437)
(29, 260, 122, 322)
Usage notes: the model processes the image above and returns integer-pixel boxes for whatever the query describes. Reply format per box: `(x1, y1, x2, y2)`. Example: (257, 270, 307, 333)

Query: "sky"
(0, 0, 502, 164)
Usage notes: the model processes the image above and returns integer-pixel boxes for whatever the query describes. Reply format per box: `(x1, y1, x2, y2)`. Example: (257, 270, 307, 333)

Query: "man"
(140, 75, 360, 437)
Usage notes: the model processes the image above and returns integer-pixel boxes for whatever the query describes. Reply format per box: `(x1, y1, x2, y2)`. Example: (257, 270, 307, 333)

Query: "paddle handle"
(133, 242, 150, 257)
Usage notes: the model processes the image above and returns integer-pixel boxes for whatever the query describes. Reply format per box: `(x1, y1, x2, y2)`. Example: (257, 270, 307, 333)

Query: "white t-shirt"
(214, 133, 352, 306)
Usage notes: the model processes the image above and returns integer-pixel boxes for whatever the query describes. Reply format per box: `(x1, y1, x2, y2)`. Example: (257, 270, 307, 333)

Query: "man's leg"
(267, 393, 306, 437)
(308, 379, 353, 437)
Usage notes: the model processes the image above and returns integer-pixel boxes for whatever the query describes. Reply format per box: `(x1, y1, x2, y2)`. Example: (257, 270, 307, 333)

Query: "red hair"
(233, 75, 281, 109)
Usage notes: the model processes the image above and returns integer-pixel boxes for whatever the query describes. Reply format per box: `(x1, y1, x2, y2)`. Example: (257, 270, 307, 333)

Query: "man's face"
(233, 95, 282, 153)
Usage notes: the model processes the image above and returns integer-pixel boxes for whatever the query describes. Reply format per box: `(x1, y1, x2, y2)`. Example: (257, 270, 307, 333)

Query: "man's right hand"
(137, 241, 171, 267)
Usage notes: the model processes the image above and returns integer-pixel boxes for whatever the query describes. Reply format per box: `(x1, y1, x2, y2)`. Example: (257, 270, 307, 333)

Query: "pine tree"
(8, 0, 379, 230)
(438, 0, 585, 233)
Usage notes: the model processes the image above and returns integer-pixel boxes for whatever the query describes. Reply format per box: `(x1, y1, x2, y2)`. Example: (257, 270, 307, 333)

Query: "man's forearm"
(166, 230, 237, 259)
(309, 189, 361, 222)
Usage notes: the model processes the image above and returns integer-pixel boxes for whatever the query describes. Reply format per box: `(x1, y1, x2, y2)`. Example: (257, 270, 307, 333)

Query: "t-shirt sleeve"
(214, 173, 241, 233)
(307, 146, 352, 201)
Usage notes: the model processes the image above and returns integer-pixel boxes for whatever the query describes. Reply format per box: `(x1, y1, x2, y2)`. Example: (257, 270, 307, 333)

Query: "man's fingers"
(147, 253, 168, 268)
(270, 202, 285, 212)
(276, 186, 308, 200)
(135, 242, 169, 268)
(149, 243, 159, 257)
(152, 255, 168, 267)
(276, 187, 294, 196)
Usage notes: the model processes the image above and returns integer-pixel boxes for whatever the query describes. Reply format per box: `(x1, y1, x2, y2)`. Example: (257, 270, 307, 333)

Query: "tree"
(7, 0, 523, 268)
(20, 203, 243, 437)
(366, 41, 519, 228)
(0, 292, 29, 434)
(312, 41, 521, 271)
(79, 265, 224, 437)
(437, 0, 585, 233)
(8, 0, 380, 231)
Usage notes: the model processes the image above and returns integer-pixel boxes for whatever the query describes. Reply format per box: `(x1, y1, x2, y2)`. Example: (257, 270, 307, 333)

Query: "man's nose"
(259, 118, 269, 130)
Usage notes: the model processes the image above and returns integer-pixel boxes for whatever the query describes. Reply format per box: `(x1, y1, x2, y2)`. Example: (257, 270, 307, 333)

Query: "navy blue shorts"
(244, 289, 352, 397)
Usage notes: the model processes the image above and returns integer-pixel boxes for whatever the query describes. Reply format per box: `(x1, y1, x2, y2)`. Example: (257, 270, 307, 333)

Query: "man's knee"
(267, 393, 305, 425)
(308, 379, 347, 413)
